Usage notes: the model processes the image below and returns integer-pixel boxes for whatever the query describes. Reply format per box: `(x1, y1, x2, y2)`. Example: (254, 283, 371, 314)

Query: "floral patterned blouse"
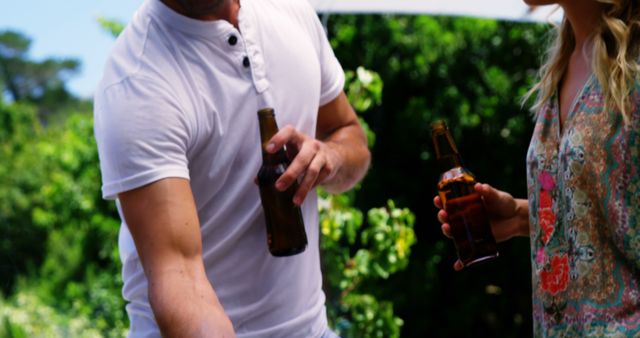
(526, 75, 640, 337)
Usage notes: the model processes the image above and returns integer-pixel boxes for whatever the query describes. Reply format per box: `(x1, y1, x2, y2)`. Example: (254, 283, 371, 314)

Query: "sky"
(1, 0, 143, 98)
(0, 0, 561, 99)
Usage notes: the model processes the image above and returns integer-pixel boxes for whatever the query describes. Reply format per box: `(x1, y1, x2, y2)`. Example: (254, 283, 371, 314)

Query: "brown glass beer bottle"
(431, 120, 498, 267)
(257, 108, 308, 257)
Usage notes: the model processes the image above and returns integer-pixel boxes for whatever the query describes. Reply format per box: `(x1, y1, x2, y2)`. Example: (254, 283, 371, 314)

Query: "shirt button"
(243, 56, 250, 68)
(228, 35, 238, 46)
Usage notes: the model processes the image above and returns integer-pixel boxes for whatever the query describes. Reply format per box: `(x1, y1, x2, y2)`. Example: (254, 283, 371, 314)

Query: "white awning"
(309, 0, 563, 23)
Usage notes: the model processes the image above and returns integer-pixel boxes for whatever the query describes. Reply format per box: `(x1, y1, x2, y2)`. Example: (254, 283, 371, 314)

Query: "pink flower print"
(537, 171, 556, 245)
(536, 247, 545, 265)
(538, 171, 556, 191)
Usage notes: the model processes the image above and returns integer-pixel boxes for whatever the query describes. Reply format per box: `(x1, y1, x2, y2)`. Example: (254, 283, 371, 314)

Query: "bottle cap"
(258, 108, 275, 117)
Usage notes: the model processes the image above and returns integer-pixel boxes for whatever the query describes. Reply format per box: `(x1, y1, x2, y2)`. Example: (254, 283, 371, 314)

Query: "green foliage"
(320, 67, 416, 338)
(0, 291, 107, 338)
(0, 104, 125, 336)
(2, 315, 28, 338)
(320, 191, 416, 338)
(0, 101, 40, 157)
(363, 201, 415, 279)
(0, 100, 44, 293)
(339, 293, 403, 338)
(328, 15, 546, 337)
(320, 195, 416, 291)
(96, 17, 125, 38)
(345, 67, 383, 113)
(345, 66, 382, 148)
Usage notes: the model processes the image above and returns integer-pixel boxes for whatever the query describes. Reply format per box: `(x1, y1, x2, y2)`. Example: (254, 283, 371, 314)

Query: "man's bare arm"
(315, 91, 371, 193)
(119, 178, 236, 338)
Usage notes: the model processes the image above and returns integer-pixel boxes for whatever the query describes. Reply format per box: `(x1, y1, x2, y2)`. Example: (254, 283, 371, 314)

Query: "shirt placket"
(227, 18, 270, 96)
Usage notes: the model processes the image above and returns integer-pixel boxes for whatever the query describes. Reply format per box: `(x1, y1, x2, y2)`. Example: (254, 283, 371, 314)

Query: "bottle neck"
(437, 154, 463, 172)
(258, 108, 288, 165)
(431, 124, 464, 172)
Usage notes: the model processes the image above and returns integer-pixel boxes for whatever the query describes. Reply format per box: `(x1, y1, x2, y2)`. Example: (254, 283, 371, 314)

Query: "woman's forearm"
(515, 198, 531, 237)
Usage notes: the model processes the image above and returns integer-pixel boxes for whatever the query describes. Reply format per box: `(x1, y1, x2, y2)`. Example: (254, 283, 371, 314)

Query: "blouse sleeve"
(601, 88, 640, 268)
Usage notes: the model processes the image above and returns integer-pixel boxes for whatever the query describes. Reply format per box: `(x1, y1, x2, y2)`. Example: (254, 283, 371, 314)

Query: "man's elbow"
(356, 146, 372, 184)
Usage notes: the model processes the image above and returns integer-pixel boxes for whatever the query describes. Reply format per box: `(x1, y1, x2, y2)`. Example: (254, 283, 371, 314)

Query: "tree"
(0, 30, 82, 118)
(0, 108, 127, 337)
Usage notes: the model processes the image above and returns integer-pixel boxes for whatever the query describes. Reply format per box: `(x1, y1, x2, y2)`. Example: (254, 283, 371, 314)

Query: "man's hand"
(266, 92, 370, 205)
(266, 125, 341, 205)
(433, 183, 530, 271)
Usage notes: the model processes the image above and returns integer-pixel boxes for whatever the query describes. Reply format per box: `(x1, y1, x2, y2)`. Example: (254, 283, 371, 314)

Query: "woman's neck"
(560, 0, 605, 51)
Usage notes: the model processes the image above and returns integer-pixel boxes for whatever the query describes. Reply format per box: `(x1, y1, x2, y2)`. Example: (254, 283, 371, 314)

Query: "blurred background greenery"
(0, 13, 549, 338)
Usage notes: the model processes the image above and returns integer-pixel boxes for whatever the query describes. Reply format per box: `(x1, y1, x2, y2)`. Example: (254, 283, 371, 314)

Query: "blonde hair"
(524, 0, 640, 124)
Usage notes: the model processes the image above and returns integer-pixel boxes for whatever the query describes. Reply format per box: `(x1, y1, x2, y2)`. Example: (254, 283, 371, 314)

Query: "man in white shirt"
(93, 0, 370, 337)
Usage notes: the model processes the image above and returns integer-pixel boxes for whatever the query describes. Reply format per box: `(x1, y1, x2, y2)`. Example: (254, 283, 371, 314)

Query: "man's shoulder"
(97, 37, 177, 105)
(253, 0, 316, 19)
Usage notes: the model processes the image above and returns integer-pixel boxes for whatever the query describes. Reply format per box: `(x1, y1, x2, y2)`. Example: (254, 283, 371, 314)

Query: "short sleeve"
(299, 0, 345, 106)
(94, 77, 191, 200)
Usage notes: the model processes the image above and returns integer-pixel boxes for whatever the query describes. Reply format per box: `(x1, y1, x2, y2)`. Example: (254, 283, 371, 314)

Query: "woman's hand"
(433, 183, 529, 271)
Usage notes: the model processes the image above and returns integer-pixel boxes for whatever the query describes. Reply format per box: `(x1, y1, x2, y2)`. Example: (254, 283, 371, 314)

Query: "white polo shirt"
(93, 0, 345, 336)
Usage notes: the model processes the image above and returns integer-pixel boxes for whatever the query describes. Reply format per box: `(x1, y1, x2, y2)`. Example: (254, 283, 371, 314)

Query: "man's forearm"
(320, 123, 371, 193)
(118, 179, 235, 337)
(148, 268, 235, 338)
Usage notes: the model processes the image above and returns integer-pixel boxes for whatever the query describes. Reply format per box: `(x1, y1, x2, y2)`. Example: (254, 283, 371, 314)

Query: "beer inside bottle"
(257, 108, 308, 257)
(431, 120, 498, 267)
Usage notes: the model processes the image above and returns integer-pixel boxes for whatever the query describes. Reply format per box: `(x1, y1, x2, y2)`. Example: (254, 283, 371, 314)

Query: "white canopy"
(309, 0, 563, 23)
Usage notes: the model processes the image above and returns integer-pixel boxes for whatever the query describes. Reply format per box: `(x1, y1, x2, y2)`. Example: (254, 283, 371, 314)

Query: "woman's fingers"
(437, 199, 465, 272)
(433, 195, 443, 209)
(437, 209, 448, 224)
(475, 183, 502, 203)
(440, 223, 452, 239)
